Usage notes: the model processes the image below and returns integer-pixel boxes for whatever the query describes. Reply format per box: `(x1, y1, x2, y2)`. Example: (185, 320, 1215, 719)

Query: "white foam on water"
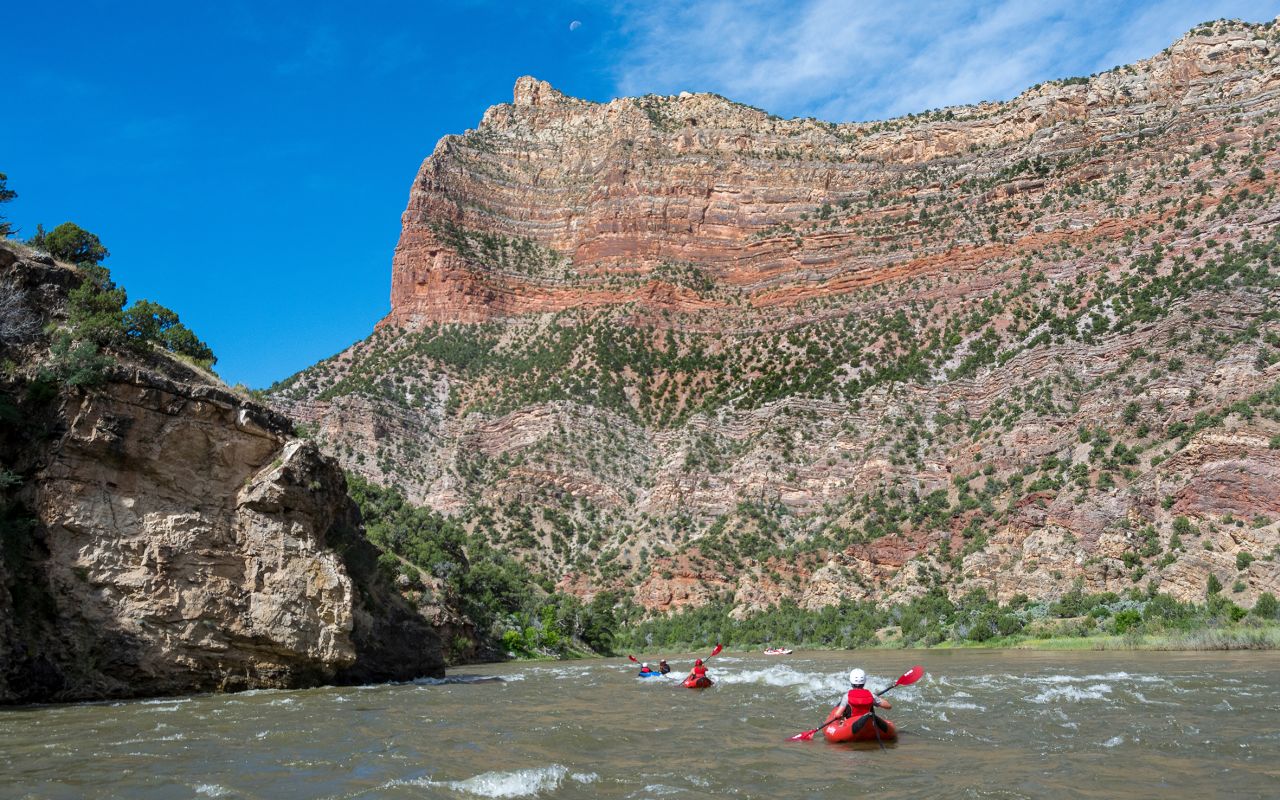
(715, 665, 815, 688)
(1029, 683, 1112, 704)
(546, 666, 595, 681)
(399, 765, 572, 797)
(1103, 735, 1124, 747)
(941, 671, 1169, 697)
(1048, 671, 1164, 685)
(119, 732, 186, 744)
(195, 784, 231, 797)
(141, 697, 191, 705)
(1129, 690, 1175, 706)
(636, 784, 684, 796)
(571, 773, 599, 784)
(712, 665, 851, 703)
(943, 701, 986, 711)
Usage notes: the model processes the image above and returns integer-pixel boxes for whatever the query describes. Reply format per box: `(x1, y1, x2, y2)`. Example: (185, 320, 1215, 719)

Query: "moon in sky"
(569, 20, 581, 31)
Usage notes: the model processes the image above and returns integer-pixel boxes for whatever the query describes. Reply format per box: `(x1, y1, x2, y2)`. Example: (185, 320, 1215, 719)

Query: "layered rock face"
(0, 247, 443, 704)
(274, 19, 1280, 617)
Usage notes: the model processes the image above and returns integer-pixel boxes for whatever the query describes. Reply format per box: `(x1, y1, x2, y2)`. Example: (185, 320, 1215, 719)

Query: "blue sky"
(3, 0, 1277, 388)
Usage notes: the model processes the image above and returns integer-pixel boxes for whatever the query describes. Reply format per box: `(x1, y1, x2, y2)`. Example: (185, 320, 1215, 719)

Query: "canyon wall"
(273, 19, 1280, 618)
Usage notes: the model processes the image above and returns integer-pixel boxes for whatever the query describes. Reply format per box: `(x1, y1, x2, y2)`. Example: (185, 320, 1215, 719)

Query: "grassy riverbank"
(922, 624, 1280, 651)
(612, 585, 1280, 655)
(501, 621, 1280, 663)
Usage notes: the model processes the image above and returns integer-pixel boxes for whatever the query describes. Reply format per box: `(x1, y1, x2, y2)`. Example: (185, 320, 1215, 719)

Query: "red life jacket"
(845, 688, 875, 717)
(693, 665, 708, 677)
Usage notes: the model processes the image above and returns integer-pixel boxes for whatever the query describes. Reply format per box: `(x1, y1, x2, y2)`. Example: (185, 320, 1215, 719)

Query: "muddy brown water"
(2, 650, 1277, 799)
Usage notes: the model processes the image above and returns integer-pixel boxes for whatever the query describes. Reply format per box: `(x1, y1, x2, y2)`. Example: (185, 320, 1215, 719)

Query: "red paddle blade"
(787, 727, 820, 742)
(628, 655, 639, 663)
(709, 643, 723, 658)
(897, 665, 925, 686)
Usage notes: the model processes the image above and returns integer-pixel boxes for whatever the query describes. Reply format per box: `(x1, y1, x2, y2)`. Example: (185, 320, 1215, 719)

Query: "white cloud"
(612, 0, 1280, 121)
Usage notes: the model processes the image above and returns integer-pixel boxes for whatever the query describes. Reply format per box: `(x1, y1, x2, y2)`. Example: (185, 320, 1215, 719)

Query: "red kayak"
(822, 706, 897, 743)
(683, 675, 714, 689)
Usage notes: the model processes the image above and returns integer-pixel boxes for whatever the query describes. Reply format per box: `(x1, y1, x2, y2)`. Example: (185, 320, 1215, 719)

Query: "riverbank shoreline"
(925, 625, 1280, 651)
(601, 623, 1280, 662)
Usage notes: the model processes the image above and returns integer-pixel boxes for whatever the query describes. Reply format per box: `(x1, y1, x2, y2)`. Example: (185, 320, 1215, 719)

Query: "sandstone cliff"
(0, 244, 443, 704)
(273, 19, 1280, 618)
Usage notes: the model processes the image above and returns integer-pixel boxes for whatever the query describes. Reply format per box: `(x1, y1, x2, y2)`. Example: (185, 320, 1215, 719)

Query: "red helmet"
(694, 659, 703, 666)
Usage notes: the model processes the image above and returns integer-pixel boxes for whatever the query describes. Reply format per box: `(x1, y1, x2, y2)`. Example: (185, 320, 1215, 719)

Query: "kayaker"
(685, 658, 710, 683)
(658, 659, 670, 675)
(638, 662, 655, 675)
(829, 669, 891, 722)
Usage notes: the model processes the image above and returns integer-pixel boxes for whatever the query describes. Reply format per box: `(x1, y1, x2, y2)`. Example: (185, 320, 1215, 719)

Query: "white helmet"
(642, 662, 649, 668)
(849, 668, 866, 686)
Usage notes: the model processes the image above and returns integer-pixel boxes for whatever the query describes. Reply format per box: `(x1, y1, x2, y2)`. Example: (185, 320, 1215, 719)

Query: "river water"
(1, 650, 1277, 799)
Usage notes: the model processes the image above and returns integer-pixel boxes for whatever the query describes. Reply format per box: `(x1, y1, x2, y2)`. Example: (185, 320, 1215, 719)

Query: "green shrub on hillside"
(122, 300, 216, 367)
(39, 237, 218, 380)
(345, 473, 618, 657)
(29, 222, 109, 265)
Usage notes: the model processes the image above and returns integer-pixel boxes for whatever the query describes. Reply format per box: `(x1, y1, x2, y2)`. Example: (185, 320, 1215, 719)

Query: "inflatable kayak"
(822, 706, 897, 743)
(683, 675, 714, 689)
(637, 671, 666, 679)
(764, 648, 793, 655)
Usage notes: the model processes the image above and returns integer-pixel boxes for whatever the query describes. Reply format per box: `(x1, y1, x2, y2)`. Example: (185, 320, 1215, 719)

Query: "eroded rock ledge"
(0, 246, 443, 704)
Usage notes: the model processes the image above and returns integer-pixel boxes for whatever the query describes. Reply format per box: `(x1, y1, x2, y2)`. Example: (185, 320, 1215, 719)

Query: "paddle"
(787, 664, 924, 742)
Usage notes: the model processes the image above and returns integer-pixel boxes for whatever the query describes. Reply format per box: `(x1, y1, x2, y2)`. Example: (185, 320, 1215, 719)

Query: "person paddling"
(788, 664, 923, 743)
(658, 659, 670, 675)
(638, 661, 656, 676)
(827, 668, 891, 723)
(685, 658, 710, 684)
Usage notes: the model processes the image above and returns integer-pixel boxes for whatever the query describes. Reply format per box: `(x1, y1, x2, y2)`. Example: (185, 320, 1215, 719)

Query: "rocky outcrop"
(273, 18, 1280, 618)
(384, 26, 1280, 327)
(0, 246, 443, 704)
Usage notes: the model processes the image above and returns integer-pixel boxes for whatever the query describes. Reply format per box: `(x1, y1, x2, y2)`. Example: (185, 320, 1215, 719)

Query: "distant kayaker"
(658, 659, 670, 675)
(638, 662, 655, 675)
(829, 668, 891, 721)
